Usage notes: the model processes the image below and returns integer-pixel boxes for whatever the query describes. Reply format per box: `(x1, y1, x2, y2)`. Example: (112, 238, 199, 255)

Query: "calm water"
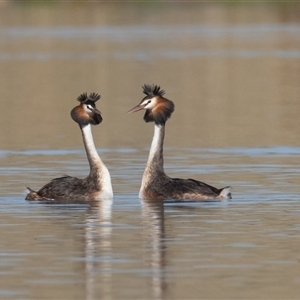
(1, 2, 300, 299)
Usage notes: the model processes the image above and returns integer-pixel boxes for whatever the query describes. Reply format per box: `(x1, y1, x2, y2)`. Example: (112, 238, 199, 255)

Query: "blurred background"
(1, 3, 300, 300)
(1, 1, 300, 151)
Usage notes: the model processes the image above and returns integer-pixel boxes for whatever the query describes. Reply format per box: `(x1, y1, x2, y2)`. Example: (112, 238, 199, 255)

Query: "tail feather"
(25, 187, 42, 201)
(219, 186, 232, 199)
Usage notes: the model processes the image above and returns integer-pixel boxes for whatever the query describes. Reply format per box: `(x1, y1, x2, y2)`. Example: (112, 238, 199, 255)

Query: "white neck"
(81, 124, 113, 199)
(140, 124, 165, 197)
(81, 124, 101, 167)
(146, 123, 165, 169)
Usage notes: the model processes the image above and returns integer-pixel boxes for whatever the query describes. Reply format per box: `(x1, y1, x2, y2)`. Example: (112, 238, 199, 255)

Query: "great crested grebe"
(128, 84, 232, 201)
(25, 93, 113, 201)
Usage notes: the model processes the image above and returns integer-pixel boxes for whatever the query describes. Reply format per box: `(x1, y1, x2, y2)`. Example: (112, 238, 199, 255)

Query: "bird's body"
(25, 93, 113, 201)
(128, 84, 231, 201)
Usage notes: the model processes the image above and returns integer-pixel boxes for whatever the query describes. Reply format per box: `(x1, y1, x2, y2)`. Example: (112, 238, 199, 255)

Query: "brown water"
(1, 2, 300, 299)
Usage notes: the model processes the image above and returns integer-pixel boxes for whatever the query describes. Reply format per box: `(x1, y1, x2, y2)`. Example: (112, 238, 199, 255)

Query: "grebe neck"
(145, 123, 165, 173)
(80, 124, 113, 197)
(139, 123, 166, 198)
(81, 124, 102, 171)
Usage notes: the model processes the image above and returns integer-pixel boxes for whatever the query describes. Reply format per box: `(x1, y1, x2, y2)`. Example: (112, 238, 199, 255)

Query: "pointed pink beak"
(128, 103, 146, 113)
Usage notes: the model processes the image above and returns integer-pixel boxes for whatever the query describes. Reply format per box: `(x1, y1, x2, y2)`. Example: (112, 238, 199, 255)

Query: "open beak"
(128, 103, 146, 113)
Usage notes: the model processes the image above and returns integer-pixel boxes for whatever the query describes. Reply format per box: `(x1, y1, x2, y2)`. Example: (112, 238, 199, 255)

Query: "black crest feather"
(142, 84, 165, 98)
(77, 92, 101, 103)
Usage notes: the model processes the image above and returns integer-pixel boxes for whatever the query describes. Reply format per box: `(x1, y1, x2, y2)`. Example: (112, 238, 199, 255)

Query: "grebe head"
(71, 92, 103, 126)
(128, 84, 175, 125)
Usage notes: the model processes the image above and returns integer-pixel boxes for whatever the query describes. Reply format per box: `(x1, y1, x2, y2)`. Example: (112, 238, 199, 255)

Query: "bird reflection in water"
(85, 199, 113, 300)
(142, 200, 168, 299)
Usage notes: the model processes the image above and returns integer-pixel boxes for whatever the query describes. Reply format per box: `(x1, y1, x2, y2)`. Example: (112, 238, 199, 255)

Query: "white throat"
(147, 123, 164, 164)
(81, 124, 113, 199)
(139, 123, 165, 198)
(81, 124, 101, 165)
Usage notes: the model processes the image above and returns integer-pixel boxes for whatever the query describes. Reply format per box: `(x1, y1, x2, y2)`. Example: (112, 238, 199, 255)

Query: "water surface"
(1, 2, 300, 299)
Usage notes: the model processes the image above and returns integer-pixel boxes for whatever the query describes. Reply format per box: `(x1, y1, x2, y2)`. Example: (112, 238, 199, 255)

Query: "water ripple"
(1, 24, 300, 40)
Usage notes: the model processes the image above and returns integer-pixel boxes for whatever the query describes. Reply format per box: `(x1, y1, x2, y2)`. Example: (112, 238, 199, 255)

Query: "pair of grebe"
(26, 85, 231, 202)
